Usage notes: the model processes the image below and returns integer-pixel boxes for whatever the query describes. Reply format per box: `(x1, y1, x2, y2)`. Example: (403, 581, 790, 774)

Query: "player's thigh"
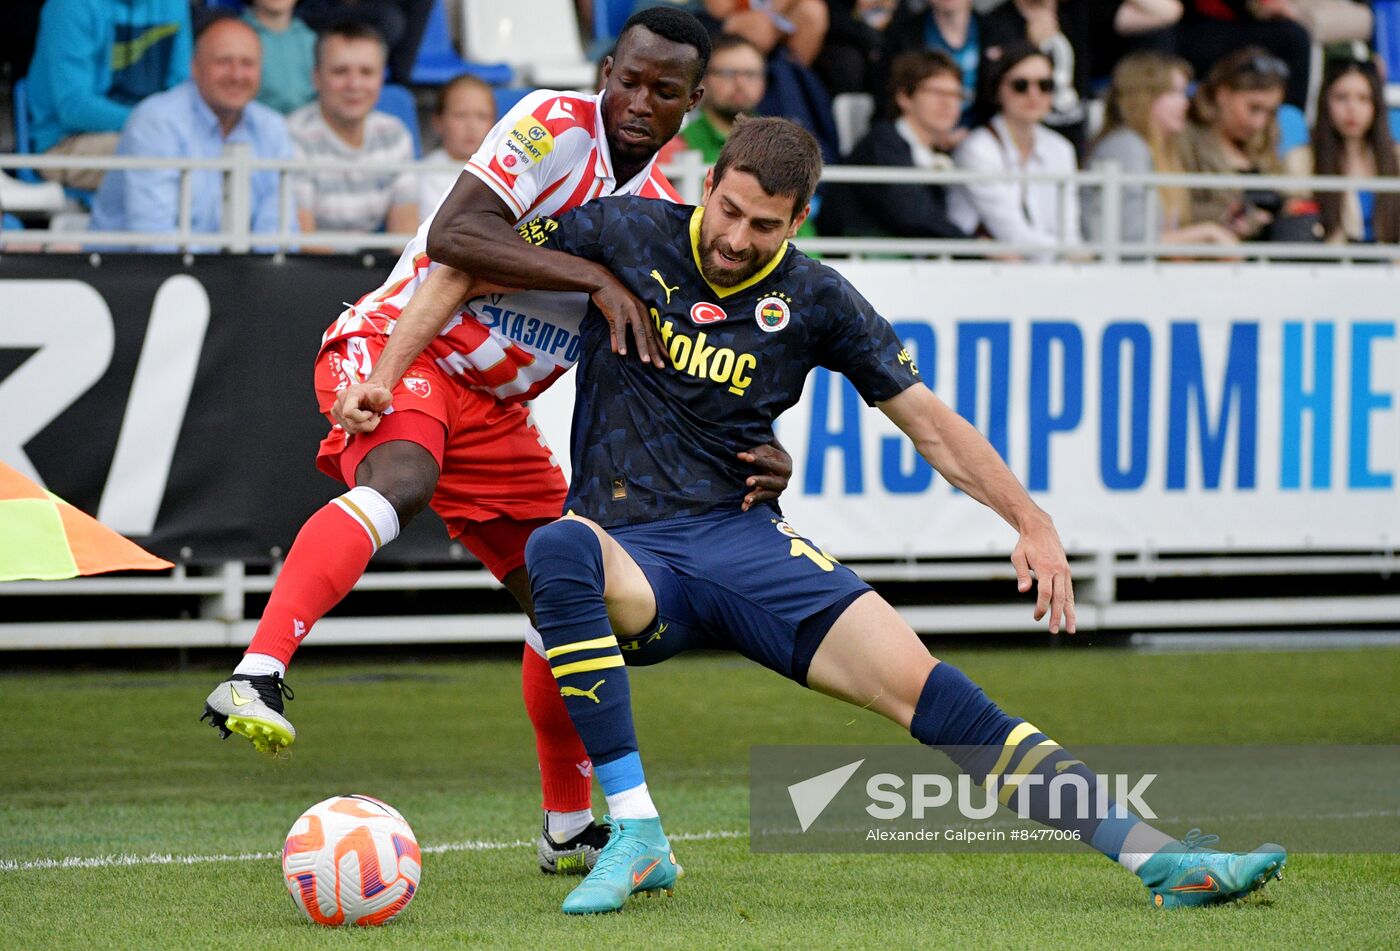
(558, 514, 657, 638)
(806, 591, 937, 731)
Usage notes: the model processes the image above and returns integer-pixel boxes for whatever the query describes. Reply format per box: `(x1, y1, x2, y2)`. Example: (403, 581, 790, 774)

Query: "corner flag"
(0, 461, 173, 581)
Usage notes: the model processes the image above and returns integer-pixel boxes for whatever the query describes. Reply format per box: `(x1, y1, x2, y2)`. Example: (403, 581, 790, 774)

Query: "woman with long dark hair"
(1284, 57, 1400, 243)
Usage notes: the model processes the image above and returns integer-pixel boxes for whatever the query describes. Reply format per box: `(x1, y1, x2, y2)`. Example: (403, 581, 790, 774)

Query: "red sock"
(246, 503, 375, 666)
(522, 645, 594, 812)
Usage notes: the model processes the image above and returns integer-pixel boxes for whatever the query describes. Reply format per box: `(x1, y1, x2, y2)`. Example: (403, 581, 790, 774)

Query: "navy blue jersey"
(520, 197, 920, 527)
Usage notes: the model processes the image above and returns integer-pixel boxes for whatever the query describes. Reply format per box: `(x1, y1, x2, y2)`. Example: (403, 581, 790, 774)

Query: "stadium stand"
(410, 0, 512, 86)
(462, 0, 595, 89)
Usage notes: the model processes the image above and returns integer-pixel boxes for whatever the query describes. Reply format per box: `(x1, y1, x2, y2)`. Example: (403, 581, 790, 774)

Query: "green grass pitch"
(2, 646, 1398, 949)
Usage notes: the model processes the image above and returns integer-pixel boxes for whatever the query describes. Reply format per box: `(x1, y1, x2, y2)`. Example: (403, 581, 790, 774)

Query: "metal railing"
(6, 148, 1400, 262)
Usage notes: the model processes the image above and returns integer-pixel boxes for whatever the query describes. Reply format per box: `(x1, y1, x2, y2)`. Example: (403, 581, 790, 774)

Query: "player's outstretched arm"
(332, 266, 477, 434)
(879, 383, 1077, 634)
(426, 176, 665, 367)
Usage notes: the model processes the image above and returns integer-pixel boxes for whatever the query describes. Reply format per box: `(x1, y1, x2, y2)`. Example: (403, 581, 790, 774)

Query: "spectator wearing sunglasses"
(981, 0, 1086, 157)
(1179, 46, 1287, 240)
(821, 49, 971, 239)
(1284, 57, 1400, 243)
(948, 39, 1081, 259)
(1175, 0, 1310, 107)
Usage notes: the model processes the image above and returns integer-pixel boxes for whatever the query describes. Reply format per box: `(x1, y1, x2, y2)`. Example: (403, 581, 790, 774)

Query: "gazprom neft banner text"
(536, 262, 1400, 556)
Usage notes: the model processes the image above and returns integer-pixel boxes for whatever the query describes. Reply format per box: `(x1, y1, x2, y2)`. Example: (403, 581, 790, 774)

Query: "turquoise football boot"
(560, 815, 681, 914)
(1138, 829, 1286, 908)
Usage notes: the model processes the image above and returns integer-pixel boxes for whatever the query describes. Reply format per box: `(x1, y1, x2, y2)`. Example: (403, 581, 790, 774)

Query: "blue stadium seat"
(493, 86, 538, 120)
(1390, 106, 1400, 140)
(1276, 103, 1308, 155)
(410, 0, 512, 86)
(3, 213, 24, 232)
(1376, 0, 1400, 82)
(592, 0, 635, 48)
(376, 83, 423, 158)
(10, 78, 44, 184)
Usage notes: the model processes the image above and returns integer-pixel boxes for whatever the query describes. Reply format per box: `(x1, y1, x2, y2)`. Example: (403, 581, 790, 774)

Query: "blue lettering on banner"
(1027, 322, 1083, 491)
(472, 302, 580, 359)
(1280, 321, 1334, 490)
(1348, 322, 1394, 489)
(804, 370, 864, 494)
(881, 322, 937, 493)
(1167, 322, 1258, 490)
(1099, 322, 1151, 491)
(957, 322, 1010, 463)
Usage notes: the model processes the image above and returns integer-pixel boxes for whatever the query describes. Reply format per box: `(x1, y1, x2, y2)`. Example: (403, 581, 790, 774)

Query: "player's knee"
(524, 519, 604, 601)
(355, 449, 438, 524)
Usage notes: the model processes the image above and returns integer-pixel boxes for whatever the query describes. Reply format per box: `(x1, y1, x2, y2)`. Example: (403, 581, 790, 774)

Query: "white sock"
(546, 808, 594, 843)
(1117, 821, 1178, 873)
(234, 653, 286, 678)
(331, 485, 400, 552)
(604, 783, 659, 820)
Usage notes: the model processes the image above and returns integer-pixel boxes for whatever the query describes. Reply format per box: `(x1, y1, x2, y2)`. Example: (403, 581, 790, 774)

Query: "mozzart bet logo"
(785, 759, 1157, 831)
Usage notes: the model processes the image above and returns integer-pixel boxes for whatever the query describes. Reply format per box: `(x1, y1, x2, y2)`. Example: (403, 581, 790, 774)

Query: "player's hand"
(591, 275, 667, 369)
(333, 382, 394, 434)
(1010, 512, 1076, 635)
(737, 440, 793, 511)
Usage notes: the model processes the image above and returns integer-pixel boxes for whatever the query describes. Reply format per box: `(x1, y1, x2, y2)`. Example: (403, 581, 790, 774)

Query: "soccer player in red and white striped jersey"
(202, 8, 791, 875)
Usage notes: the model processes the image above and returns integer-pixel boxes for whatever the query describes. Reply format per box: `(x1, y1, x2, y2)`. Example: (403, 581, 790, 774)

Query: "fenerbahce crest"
(755, 296, 790, 333)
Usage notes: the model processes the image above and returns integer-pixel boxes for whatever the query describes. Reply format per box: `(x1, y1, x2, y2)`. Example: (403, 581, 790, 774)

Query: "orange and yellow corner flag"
(0, 461, 173, 582)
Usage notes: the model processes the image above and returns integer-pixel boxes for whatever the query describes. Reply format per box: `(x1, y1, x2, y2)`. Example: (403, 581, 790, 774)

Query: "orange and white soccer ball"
(282, 794, 422, 927)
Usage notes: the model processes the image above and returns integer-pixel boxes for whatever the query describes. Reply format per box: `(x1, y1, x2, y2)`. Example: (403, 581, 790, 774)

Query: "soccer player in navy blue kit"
(511, 116, 1286, 915)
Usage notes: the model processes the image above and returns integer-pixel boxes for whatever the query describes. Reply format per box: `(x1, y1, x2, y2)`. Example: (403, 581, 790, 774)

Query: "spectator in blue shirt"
(89, 17, 297, 251)
(26, 0, 193, 191)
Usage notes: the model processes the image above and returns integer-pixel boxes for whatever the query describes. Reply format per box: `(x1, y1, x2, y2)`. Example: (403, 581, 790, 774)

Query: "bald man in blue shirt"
(90, 17, 297, 252)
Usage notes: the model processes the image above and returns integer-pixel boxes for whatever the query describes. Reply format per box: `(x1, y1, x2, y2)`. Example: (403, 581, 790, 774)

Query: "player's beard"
(698, 234, 763, 287)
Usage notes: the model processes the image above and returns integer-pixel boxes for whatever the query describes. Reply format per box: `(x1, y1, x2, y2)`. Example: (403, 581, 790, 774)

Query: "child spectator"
(289, 22, 418, 243)
(26, 0, 193, 190)
(1284, 56, 1400, 243)
(418, 76, 497, 221)
(1179, 46, 1287, 241)
(822, 49, 971, 238)
(242, 0, 317, 115)
(949, 39, 1081, 258)
(1084, 51, 1239, 248)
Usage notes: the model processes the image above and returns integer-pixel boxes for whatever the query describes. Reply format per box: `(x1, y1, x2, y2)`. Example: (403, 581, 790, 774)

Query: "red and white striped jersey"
(320, 89, 680, 404)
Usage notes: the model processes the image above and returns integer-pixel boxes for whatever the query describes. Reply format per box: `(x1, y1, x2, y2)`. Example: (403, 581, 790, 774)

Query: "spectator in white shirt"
(950, 38, 1081, 258)
(288, 21, 418, 246)
(418, 75, 496, 223)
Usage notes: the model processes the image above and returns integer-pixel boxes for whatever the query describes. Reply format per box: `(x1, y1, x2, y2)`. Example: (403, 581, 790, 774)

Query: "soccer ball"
(281, 794, 422, 926)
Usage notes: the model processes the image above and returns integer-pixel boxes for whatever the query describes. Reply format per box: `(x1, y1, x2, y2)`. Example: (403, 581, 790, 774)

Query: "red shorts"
(314, 333, 567, 579)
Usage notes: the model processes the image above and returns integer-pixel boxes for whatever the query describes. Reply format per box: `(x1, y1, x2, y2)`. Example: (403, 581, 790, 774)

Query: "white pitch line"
(0, 829, 745, 874)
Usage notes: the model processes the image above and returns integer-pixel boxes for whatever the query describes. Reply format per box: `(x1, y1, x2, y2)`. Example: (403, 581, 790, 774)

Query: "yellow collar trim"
(688, 206, 789, 299)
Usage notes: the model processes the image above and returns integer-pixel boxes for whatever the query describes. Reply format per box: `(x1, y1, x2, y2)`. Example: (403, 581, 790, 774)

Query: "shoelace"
(1180, 828, 1220, 851)
(586, 816, 649, 879)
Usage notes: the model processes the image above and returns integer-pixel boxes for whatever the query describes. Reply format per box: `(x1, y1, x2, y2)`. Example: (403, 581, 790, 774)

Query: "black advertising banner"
(1, 254, 462, 564)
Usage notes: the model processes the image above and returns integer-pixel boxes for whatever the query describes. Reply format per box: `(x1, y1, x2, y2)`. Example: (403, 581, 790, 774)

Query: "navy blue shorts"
(609, 504, 872, 686)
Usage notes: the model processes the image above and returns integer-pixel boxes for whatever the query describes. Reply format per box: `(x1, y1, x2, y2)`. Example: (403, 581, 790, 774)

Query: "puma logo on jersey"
(651, 270, 679, 304)
(560, 679, 606, 704)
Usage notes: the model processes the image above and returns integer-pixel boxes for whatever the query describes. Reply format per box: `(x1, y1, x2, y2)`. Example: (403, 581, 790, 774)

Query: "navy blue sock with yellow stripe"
(910, 661, 1144, 861)
(524, 520, 645, 797)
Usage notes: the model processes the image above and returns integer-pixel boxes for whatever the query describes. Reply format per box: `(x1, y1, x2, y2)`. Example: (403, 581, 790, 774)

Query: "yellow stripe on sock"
(982, 721, 1039, 790)
(551, 655, 625, 679)
(997, 739, 1062, 806)
(336, 495, 382, 549)
(545, 634, 619, 659)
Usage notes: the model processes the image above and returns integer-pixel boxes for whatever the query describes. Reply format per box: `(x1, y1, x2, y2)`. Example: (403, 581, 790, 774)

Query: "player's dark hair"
(712, 116, 822, 216)
(314, 20, 388, 69)
(616, 7, 712, 86)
